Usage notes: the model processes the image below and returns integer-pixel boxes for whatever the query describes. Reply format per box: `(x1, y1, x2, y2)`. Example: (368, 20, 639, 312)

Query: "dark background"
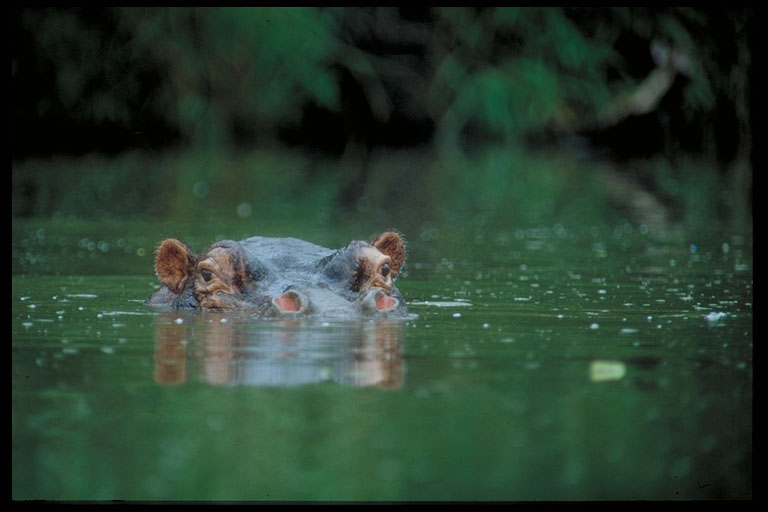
(12, 7, 754, 226)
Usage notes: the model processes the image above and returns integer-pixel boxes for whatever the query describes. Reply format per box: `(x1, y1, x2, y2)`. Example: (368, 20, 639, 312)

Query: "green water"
(12, 218, 752, 500)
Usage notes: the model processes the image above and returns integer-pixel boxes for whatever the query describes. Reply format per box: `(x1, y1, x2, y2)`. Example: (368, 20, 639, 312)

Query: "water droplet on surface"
(704, 311, 726, 324)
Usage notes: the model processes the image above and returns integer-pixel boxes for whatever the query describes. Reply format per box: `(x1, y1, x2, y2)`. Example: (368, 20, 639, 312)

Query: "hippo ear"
(155, 239, 196, 294)
(372, 231, 406, 277)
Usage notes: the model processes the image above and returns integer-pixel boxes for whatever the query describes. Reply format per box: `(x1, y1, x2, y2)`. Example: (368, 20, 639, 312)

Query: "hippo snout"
(269, 287, 401, 317)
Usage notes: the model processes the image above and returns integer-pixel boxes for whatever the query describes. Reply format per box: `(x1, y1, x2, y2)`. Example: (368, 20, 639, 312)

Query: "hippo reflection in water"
(146, 231, 407, 317)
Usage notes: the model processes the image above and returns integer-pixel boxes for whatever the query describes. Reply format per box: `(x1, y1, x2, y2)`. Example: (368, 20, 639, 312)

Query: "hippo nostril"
(274, 290, 302, 312)
(375, 291, 397, 311)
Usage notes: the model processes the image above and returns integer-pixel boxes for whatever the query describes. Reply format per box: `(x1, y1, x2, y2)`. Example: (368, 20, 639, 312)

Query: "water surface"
(12, 222, 752, 500)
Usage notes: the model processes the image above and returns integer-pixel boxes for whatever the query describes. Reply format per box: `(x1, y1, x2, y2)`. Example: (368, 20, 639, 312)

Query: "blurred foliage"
(428, 8, 617, 150)
(117, 8, 341, 146)
(12, 7, 752, 240)
(13, 7, 342, 152)
(13, 7, 752, 156)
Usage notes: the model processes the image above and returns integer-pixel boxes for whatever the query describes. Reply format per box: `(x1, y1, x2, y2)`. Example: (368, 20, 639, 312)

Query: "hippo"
(145, 231, 407, 317)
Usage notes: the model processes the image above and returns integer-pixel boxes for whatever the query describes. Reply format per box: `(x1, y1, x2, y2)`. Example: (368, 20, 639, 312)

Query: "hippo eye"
(201, 268, 213, 282)
(380, 263, 390, 278)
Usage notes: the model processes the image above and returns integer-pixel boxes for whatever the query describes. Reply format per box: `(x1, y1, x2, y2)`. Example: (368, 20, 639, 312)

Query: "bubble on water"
(482, 323, 490, 329)
(220, 318, 228, 324)
(174, 317, 184, 324)
(705, 311, 726, 325)
(411, 300, 472, 308)
(589, 323, 599, 330)
(589, 360, 626, 382)
(101, 346, 115, 355)
(620, 328, 638, 334)
(99, 310, 146, 316)
(452, 313, 462, 318)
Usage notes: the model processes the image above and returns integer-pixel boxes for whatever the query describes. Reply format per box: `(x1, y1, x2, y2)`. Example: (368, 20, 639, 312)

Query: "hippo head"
(147, 231, 407, 317)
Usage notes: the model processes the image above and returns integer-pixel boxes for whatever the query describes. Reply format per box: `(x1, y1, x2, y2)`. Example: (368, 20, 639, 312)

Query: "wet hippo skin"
(146, 231, 407, 317)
